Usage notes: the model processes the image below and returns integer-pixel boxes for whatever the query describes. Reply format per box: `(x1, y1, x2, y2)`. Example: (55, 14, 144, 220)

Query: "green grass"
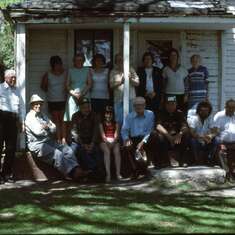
(0, 181, 235, 234)
(0, 0, 23, 8)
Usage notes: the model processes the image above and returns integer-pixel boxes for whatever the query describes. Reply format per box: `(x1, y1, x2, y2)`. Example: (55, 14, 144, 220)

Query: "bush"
(0, 22, 14, 70)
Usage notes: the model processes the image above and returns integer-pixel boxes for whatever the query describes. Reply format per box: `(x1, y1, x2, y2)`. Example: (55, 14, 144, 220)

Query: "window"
(75, 30, 113, 67)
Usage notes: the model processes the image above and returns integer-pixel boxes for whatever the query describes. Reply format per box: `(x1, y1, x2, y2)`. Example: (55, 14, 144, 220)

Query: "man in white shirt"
(213, 99, 235, 180)
(0, 69, 25, 184)
(25, 94, 90, 181)
(188, 101, 218, 165)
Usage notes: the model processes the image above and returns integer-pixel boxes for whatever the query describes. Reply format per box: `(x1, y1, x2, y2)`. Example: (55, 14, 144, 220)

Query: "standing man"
(0, 69, 25, 183)
(121, 97, 154, 179)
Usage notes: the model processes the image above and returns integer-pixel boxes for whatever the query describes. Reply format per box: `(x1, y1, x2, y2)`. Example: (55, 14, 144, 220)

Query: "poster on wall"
(145, 40, 173, 69)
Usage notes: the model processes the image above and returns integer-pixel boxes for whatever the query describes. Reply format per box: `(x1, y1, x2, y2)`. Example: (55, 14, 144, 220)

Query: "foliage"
(0, 22, 14, 69)
(0, 0, 23, 8)
(0, 0, 23, 69)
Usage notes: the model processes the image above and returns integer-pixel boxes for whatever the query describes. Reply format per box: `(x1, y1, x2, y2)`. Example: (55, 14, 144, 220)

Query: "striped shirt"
(185, 65, 209, 108)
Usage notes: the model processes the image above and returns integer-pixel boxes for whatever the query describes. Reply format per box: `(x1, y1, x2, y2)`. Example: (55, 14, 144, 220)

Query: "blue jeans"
(190, 138, 218, 164)
(70, 142, 102, 172)
(114, 100, 133, 126)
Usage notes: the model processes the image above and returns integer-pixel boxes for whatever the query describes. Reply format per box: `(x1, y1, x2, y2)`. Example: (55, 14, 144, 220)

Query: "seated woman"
(41, 56, 67, 143)
(99, 106, 122, 183)
(25, 94, 89, 181)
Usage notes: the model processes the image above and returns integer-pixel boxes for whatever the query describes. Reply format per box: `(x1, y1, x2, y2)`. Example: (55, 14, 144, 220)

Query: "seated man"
(70, 97, 103, 180)
(121, 97, 154, 179)
(152, 95, 189, 168)
(213, 99, 235, 180)
(25, 94, 88, 181)
(188, 101, 218, 165)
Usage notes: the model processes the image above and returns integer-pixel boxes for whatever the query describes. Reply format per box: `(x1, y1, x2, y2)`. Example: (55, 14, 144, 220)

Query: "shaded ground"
(1, 178, 235, 234)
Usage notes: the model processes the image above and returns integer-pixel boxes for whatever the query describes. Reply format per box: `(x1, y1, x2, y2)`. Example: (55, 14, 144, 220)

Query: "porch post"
(16, 23, 26, 149)
(220, 30, 226, 109)
(123, 22, 130, 120)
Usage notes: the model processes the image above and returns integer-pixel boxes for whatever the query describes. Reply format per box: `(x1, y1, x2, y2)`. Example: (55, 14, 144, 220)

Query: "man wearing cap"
(0, 69, 25, 183)
(121, 97, 155, 178)
(152, 95, 189, 168)
(25, 94, 88, 181)
(70, 97, 102, 179)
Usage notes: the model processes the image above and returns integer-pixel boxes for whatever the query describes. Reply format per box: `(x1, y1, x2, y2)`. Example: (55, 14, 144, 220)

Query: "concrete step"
(150, 166, 226, 185)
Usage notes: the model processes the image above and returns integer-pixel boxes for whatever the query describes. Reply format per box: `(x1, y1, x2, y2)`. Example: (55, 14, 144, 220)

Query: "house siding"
(27, 29, 68, 110)
(222, 29, 235, 107)
(182, 30, 220, 111)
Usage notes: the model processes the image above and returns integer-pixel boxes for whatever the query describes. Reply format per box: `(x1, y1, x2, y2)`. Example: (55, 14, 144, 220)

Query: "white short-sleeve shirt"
(213, 110, 235, 143)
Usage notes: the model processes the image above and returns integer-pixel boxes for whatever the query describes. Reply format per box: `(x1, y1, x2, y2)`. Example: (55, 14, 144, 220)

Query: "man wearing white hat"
(25, 94, 89, 181)
(0, 69, 25, 184)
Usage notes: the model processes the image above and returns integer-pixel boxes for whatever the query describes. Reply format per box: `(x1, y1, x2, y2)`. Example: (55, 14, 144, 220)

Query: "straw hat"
(29, 94, 44, 104)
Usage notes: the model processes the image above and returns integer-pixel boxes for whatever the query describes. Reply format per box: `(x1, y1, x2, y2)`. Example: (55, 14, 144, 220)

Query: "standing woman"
(109, 53, 140, 125)
(41, 56, 67, 143)
(63, 53, 92, 142)
(90, 53, 110, 115)
(185, 54, 209, 109)
(137, 52, 163, 111)
(162, 48, 188, 113)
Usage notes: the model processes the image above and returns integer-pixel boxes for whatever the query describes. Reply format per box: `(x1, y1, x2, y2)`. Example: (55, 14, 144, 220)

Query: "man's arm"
(71, 115, 82, 144)
(121, 115, 131, 145)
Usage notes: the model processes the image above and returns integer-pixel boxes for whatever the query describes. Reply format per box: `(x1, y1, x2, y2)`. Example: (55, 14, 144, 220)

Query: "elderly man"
(121, 97, 154, 179)
(188, 101, 218, 165)
(152, 95, 189, 168)
(25, 94, 88, 181)
(70, 97, 103, 180)
(213, 99, 235, 180)
(0, 69, 24, 184)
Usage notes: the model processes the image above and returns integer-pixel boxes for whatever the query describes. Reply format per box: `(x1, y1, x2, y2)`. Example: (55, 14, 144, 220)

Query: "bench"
(13, 151, 63, 181)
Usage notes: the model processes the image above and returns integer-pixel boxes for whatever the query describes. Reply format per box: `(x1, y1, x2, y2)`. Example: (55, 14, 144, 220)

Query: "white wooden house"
(2, 0, 235, 117)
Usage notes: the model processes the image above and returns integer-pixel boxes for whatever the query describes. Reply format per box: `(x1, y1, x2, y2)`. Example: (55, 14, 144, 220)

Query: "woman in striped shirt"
(185, 54, 209, 109)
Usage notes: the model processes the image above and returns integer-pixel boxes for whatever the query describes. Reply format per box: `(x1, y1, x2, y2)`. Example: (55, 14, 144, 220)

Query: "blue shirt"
(121, 110, 154, 142)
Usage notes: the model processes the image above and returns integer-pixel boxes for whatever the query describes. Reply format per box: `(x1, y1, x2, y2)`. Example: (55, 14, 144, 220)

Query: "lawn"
(0, 180, 235, 234)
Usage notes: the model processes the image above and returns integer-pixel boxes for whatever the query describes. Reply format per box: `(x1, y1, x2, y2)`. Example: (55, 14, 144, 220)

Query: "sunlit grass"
(1, 182, 235, 233)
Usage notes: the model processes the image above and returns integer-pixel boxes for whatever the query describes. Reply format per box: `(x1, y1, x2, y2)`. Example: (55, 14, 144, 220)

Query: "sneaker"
(116, 175, 123, 181)
(0, 175, 4, 185)
(3, 174, 15, 183)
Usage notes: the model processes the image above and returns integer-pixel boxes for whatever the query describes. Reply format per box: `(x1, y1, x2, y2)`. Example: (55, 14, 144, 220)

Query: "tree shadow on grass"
(0, 180, 235, 233)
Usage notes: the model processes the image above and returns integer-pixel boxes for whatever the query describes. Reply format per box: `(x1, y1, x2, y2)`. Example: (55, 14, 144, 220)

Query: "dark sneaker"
(0, 175, 4, 184)
(4, 175, 15, 183)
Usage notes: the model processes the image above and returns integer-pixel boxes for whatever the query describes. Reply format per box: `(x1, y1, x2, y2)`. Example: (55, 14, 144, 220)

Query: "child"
(99, 106, 122, 182)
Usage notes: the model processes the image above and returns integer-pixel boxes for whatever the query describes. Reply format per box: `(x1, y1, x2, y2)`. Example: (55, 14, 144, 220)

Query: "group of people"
(1, 48, 235, 184)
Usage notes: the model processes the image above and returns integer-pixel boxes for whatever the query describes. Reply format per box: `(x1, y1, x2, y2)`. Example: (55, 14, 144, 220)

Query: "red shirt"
(103, 122, 116, 138)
